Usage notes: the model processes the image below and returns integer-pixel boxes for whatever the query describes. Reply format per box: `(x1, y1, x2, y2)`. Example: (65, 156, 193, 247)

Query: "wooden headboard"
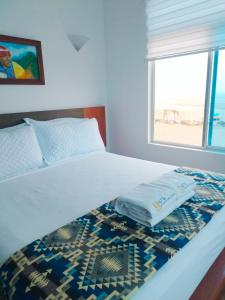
(0, 106, 106, 145)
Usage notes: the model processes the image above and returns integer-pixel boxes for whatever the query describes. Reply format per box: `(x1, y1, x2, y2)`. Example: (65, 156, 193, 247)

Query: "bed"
(0, 106, 224, 300)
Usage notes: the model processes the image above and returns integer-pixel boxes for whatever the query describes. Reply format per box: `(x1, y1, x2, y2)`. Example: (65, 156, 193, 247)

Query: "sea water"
(212, 94, 225, 148)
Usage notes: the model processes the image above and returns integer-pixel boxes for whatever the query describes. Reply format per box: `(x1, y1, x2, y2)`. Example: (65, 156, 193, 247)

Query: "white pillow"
(0, 124, 43, 181)
(24, 118, 105, 164)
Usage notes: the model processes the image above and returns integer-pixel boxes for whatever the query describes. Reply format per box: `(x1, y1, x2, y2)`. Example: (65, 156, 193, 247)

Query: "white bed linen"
(0, 152, 224, 300)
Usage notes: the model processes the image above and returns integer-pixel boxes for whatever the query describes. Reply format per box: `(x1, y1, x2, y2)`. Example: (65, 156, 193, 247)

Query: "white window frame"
(148, 50, 225, 153)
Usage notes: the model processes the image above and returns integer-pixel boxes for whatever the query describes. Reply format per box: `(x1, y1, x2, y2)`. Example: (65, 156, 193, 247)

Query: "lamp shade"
(68, 34, 89, 52)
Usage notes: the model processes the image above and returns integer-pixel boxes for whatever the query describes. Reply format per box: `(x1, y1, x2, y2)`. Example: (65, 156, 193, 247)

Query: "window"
(149, 49, 225, 151)
(208, 50, 225, 149)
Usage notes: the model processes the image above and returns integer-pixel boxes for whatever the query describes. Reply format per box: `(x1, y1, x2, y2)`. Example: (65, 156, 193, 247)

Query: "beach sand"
(154, 122, 203, 147)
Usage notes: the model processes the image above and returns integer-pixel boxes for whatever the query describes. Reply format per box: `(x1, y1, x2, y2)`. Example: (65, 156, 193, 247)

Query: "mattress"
(0, 152, 224, 300)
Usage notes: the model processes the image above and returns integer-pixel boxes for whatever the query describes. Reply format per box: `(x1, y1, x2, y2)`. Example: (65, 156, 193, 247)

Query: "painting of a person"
(0, 45, 25, 79)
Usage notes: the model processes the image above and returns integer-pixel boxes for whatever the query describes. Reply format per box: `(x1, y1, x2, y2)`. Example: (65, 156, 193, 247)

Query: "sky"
(216, 49, 225, 95)
(155, 52, 208, 106)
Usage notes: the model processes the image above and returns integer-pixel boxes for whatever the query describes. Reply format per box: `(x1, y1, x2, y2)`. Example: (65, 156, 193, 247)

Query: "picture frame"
(0, 35, 45, 85)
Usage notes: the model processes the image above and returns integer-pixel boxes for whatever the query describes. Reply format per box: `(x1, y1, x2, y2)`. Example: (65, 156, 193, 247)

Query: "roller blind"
(146, 0, 225, 60)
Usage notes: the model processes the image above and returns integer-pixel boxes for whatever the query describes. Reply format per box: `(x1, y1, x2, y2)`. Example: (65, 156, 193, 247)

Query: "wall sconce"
(68, 34, 89, 52)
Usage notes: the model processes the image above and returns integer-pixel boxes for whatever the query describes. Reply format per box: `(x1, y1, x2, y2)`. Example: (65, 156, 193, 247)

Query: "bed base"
(190, 247, 225, 300)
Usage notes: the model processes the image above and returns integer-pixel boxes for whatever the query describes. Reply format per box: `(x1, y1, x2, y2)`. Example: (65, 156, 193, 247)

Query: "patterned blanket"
(0, 168, 225, 300)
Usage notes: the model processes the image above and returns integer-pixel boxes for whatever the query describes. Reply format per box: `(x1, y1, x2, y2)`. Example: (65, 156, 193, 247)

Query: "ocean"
(214, 94, 225, 121)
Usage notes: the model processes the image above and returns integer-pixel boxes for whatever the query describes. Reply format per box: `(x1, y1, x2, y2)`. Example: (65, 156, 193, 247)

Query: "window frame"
(148, 49, 225, 152)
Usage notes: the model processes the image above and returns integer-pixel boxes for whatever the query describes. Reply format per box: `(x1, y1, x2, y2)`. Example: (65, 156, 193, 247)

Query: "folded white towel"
(157, 172, 196, 199)
(115, 172, 196, 227)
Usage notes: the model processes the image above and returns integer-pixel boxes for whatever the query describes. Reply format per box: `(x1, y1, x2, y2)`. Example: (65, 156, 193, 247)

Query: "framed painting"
(0, 35, 45, 85)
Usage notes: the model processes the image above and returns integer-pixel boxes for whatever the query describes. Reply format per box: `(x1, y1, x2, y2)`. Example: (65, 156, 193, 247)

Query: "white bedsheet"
(0, 152, 224, 300)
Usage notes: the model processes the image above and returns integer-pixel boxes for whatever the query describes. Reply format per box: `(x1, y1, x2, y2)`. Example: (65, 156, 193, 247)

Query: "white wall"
(1, 0, 224, 172)
(104, 0, 225, 173)
(0, 0, 106, 113)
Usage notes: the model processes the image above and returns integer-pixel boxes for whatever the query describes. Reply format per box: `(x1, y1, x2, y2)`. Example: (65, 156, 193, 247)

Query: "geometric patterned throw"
(0, 168, 225, 300)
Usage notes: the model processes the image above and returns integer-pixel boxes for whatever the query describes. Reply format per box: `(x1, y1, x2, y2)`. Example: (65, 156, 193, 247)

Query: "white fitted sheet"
(0, 152, 224, 300)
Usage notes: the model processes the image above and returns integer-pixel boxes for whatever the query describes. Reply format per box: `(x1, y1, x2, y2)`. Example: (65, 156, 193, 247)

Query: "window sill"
(148, 141, 225, 155)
